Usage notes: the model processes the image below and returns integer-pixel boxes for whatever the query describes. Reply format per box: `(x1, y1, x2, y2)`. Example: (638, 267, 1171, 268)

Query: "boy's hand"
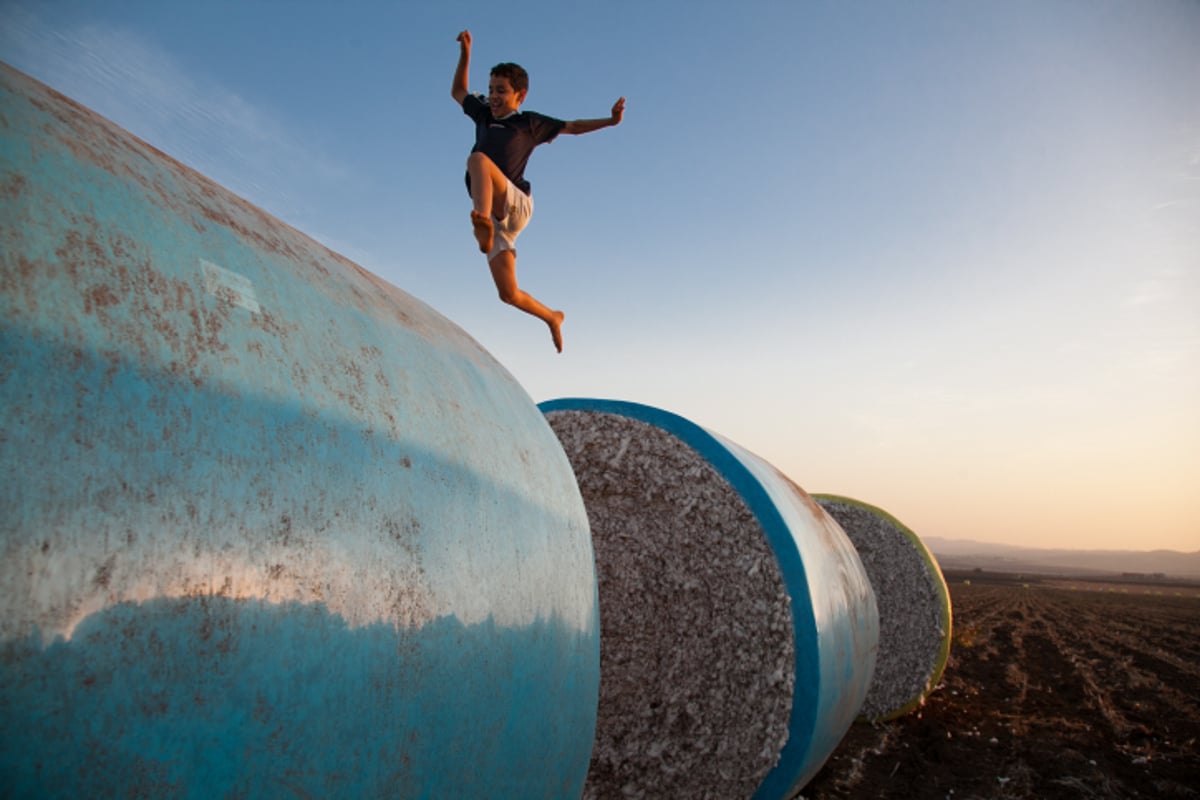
(562, 97, 627, 135)
(452, 30, 472, 103)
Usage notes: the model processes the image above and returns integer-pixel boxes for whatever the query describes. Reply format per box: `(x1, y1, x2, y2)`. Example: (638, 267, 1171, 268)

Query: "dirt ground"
(800, 573, 1200, 799)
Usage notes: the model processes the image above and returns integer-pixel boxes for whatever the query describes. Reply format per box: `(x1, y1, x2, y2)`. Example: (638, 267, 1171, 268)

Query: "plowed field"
(803, 574, 1200, 799)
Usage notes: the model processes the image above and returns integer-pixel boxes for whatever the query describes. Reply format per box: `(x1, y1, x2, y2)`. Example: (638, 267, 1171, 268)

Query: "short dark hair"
(490, 62, 529, 94)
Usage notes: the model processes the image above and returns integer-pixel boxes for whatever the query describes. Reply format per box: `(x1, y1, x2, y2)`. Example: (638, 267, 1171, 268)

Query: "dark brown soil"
(801, 574, 1200, 799)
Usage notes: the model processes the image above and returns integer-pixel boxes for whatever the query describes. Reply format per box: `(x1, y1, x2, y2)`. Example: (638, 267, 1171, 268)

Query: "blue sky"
(3, 0, 1197, 551)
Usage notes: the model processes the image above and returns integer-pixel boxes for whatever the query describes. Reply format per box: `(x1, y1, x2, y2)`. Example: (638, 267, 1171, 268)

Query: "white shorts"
(489, 178, 533, 261)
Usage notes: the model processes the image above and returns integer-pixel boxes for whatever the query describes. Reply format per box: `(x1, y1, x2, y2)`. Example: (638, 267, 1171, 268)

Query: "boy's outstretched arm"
(562, 97, 625, 135)
(451, 30, 471, 105)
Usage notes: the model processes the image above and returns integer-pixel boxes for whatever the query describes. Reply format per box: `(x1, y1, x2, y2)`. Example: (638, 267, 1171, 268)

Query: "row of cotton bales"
(538, 400, 953, 799)
(0, 62, 950, 800)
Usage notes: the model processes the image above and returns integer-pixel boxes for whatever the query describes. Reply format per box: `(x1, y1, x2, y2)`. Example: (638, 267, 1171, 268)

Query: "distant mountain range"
(923, 536, 1200, 581)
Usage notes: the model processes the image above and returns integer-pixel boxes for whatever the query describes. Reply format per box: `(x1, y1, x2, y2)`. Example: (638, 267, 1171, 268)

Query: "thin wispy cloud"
(0, 4, 347, 225)
(1127, 277, 1170, 307)
(1187, 130, 1200, 171)
(1147, 127, 1200, 222)
(1126, 268, 1189, 308)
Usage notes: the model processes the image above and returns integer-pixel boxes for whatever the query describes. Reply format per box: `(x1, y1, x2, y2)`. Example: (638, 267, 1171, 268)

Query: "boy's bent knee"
(467, 151, 495, 170)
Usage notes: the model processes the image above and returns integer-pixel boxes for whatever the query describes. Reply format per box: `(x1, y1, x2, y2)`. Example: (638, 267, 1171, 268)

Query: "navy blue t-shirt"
(463, 93, 565, 197)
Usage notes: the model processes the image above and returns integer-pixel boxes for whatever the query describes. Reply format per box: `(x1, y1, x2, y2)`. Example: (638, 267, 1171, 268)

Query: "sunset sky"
(3, 0, 1196, 552)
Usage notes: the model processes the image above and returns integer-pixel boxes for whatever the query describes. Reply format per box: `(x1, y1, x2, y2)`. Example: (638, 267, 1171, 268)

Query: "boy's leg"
(467, 152, 510, 253)
(489, 250, 564, 353)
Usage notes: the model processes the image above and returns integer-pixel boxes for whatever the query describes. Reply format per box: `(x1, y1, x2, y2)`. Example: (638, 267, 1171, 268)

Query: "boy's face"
(487, 76, 526, 118)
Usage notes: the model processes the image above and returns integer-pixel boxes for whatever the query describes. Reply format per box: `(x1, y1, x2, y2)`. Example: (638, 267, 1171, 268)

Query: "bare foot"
(549, 310, 564, 353)
(470, 211, 493, 254)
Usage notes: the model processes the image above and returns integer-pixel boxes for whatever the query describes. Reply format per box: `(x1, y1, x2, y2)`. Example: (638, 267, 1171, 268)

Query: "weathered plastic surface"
(539, 398, 879, 799)
(0, 63, 598, 799)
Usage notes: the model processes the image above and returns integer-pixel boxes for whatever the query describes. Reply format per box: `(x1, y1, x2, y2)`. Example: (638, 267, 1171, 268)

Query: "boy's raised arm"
(562, 97, 626, 135)
(451, 30, 471, 105)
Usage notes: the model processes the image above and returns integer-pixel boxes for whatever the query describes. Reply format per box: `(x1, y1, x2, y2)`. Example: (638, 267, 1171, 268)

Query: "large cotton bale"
(0, 64, 598, 799)
(812, 495, 952, 721)
(540, 398, 878, 800)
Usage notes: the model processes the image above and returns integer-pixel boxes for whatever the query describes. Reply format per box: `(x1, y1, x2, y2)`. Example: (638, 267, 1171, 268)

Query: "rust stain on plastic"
(9, 64, 481, 355)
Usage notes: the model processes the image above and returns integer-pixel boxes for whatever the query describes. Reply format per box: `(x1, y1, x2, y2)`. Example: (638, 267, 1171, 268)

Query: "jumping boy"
(452, 29, 624, 353)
